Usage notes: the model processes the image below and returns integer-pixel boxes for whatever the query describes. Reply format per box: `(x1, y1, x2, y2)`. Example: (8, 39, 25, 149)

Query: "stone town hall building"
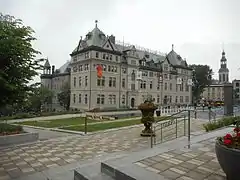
(41, 21, 193, 111)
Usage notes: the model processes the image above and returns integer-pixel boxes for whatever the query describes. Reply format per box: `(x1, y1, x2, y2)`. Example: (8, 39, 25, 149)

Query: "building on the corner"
(41, 21, 193, 111)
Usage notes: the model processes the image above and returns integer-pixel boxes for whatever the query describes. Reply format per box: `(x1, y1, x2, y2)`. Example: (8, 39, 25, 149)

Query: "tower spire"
(95, 20, 98, 28)
(172, 44, 174, 51)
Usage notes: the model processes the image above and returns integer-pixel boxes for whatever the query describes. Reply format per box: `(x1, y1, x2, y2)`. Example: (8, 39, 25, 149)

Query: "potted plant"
(215, 118, 240, 180)
(138, 97, 157, 137)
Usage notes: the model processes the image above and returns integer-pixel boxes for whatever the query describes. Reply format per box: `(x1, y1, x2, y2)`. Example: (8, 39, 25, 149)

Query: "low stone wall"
(0, 132, 39, 146)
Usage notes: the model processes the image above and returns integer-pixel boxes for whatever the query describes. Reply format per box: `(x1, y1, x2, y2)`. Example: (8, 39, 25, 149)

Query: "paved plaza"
(135, 137, 225, 180)
(0, 118, 206, 180)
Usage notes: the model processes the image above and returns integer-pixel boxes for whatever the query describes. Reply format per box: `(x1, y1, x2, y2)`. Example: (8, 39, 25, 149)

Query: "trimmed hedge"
(87, 107, 137, 113)
(0, 123, 23, 133)
(0, 111, 81, 121)
(203, 116, 240, 132)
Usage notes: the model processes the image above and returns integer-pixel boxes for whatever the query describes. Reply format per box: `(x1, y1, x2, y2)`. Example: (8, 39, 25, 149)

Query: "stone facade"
(233, 79, 240, 104)
(202, 84, 224, 101)
(41, 21, 193, 111)
(41, 60, 71, 111)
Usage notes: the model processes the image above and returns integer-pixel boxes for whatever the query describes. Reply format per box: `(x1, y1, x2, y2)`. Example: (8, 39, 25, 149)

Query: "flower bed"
(215, 120, 240, 180)
(203, 116, 240, 132)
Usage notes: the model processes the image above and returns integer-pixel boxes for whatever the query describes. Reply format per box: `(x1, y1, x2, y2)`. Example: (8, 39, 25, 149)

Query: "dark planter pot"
(156, 110, 161, 117)
(215, 141, 240, 180)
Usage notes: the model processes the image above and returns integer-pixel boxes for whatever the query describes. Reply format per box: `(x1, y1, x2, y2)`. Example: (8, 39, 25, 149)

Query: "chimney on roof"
(52, 65, 55, 74)
(109, 35, 115, 44)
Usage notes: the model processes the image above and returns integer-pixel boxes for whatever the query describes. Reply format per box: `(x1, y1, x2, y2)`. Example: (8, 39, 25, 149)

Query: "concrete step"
(74, 162, 114, 180)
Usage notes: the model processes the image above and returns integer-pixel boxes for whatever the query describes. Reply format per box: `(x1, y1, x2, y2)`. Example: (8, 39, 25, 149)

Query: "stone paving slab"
(135, 137, 226, 180)
(0, 119, 205, 179)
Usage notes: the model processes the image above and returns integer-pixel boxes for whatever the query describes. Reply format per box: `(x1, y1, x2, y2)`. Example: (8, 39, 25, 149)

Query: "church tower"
(218, 50, 229, 84)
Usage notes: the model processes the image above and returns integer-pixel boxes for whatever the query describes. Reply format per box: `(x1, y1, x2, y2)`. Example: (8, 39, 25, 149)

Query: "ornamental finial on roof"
(172, 44, 174, 51)
(95, 20, 98, 28)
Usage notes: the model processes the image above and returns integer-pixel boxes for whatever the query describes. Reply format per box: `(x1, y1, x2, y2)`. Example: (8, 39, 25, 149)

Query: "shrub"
(0, 111, 81, 121)
(0, 123, 23, 133)
(203, 116, 240, 132)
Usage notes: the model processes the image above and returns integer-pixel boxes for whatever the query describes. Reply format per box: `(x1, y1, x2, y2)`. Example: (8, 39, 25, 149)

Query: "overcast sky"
(1, 0, 240, 81)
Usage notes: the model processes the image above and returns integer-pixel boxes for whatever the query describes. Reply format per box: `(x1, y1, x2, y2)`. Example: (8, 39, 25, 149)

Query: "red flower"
(224, 139, 232, 145)
(234, 128, 240, 132)
(224, 133, 232, 140)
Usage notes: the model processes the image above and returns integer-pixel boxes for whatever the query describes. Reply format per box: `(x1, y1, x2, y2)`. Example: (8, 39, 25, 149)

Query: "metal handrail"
(155, 116, 185, 131)
(151, 109, 191, 148)
(155, 110, 192, 127)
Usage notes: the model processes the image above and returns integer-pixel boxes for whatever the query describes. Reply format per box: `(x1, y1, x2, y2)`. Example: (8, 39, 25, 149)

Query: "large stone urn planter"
(215, 141, 240, 180)
(138, 100, 157, 137)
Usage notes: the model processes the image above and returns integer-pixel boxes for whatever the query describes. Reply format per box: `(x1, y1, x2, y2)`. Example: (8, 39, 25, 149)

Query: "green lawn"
(15, 116, 169, 129)
(61, 119, 142, 132)
(15, 117, 96, 128)
(61, 116, 169, 132)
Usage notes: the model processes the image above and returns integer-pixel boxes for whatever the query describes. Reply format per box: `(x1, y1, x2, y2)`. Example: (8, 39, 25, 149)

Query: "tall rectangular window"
(73, 94, 76, 103)
(73, 77, 76, 87)
(164, 83, 167, 90)
(122, 78, 125, 88)
(85, 76, 88, 86)
(150, 81, 153, 89)
(109, 77, 112, 87)
(122, 95, 125, 104)
(79, 77, 81, 86)
(97, 94, 100, 104)
(96, 52, 99, 58)
(101, 95, 105, 104)
(84, 94, 88, 104)
(113, 77, 116, 87)
(78, 94, 81, 103)
(84, 64, 89, 71)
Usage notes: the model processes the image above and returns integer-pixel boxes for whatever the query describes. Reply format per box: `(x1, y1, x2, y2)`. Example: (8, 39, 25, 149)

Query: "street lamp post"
(207, 73, 212, 103)
(192, 69, 198, 118)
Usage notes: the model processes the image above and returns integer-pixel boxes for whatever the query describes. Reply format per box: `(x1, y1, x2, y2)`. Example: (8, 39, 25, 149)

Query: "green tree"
(27, 85, 53, 112)
(57, 82, 70, 111)
(189, 64, 213, 102)
(0, 13, 43, 107)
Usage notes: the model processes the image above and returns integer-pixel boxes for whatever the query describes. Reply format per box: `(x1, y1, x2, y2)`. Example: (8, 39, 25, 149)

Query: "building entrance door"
(131, 98, 135, 108)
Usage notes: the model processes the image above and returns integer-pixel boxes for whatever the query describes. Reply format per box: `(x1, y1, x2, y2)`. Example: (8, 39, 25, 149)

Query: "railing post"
(154, 125, 156, 145)
(184, 115, 186, 136)
(150, 123, 153, 148)
(84, 116, 87, 134)
(161, 123, 163, 143)
(194, 109, 197, 119)
(188, 110, 191, 149)
(208, 109, 211, 122)
(176, 118, 178, 138)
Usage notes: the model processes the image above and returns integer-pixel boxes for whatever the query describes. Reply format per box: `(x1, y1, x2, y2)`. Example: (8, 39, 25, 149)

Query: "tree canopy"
(57, 82, 70, 111)
(0, 13, 43, 107)
(189, 64, 213, 102)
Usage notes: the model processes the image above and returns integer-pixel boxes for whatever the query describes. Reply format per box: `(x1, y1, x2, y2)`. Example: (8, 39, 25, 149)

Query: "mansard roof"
(165, 45, 190, 69)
